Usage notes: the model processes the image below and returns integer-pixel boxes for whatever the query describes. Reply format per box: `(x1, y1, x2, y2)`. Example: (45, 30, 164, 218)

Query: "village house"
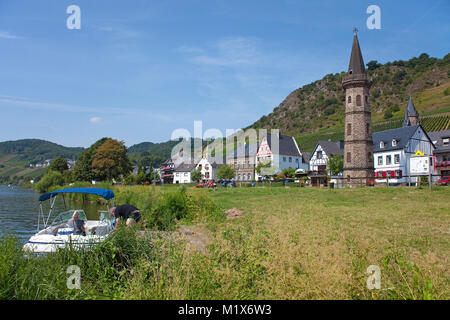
(159, 158, 175, 184)
(373, 98, 435, 185)
(173, 163, 197, 184)
(255, 133, 308, 180)
(308, 140, 344, 187)
(226, 143, 258, 182)
(429, 129, 450, 177)
(196, 155, 225, 181)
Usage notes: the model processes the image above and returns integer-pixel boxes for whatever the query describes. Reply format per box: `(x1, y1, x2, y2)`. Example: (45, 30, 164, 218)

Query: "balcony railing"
(436, 161, 450, 168)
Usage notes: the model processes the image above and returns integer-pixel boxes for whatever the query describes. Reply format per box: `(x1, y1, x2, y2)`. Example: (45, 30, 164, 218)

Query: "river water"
(0, 185, 103, 243)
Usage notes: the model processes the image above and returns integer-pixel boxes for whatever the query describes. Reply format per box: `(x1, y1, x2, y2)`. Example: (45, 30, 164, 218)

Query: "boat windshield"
(99, 210, 115, 222)
(51, 210, 87, 226)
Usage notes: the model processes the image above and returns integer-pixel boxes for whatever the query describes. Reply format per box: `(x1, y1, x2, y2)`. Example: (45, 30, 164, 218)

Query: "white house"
(196, 156, 225, 181)
(173, 163, 197, 184)
(308, 140, 344, 186)
(255, 133, 308, 180)
(372, 124, 435, 185)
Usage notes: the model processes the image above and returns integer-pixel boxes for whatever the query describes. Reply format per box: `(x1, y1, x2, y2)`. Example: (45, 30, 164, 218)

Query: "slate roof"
(402, 97, 419, 127)
(265, 134, 301, 157)
(428, 130, 450, 154)
(348, 32, 366, 75)
(301, 151, 311, 163)
(372, 125, 419, 152)
(174, 163, 197, 172)
(313, 140, 344, 158)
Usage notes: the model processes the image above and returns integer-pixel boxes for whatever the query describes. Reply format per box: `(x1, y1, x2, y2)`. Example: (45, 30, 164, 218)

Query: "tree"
(366, 60, 381, 71)
(281, 168, 296, 178)
(72, 137, 109, 181)
(215, 165, 236, 180)
(48, 156, 68, 173)
(328, 153, 343, 176)
(255, 161, 272, 180)
(35, 170, 65, 193)
(190, 169, 203, 182)
(92, 139, 132, 181)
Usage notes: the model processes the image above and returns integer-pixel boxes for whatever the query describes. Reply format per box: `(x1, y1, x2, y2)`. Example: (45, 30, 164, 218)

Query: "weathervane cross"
(353, 27, 358, 34)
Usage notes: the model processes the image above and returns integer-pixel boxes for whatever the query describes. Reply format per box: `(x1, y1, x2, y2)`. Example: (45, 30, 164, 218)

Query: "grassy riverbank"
(1, 185, 449, 299)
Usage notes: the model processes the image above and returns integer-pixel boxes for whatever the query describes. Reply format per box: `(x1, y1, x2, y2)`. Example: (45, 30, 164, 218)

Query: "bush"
(34, 170, 65, 193)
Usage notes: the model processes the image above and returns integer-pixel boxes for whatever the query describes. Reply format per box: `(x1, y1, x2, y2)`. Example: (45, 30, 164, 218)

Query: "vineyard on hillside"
(372, 115, 450, 133)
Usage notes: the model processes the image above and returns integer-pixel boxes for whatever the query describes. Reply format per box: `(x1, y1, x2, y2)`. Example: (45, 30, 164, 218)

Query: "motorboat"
(23, 188, 116, 255)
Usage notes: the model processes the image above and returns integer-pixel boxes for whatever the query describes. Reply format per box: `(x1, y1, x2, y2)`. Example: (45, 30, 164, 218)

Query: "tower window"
(368, 152, 372, 162)
(348, 96, 352, 103)
(365, 96, 369, 104)
(366, 123, 370, 134)
(356, 95, 362, 106)
(347, 152, 351, 163)
(347, 123, 352, 136)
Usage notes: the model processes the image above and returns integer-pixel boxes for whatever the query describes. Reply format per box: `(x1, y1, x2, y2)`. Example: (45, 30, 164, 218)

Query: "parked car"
(436, 176, 450, 186)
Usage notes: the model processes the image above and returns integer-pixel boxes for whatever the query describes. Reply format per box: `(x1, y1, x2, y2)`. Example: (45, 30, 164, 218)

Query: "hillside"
(248, 53, 450, 143)
(0, 139, 85, 184)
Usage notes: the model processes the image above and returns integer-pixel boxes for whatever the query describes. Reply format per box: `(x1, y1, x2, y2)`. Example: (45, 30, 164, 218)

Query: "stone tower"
(342, 31, 374, 186)
(402, 96, 419, 126)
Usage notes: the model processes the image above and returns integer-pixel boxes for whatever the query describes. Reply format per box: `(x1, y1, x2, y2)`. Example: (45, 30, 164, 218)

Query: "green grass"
(0, 185, 448, 299)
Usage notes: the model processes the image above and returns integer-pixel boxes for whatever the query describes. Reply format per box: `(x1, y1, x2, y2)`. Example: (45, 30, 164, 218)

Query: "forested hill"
(0, 139, 84, 163)
(248, 53, 450, 137)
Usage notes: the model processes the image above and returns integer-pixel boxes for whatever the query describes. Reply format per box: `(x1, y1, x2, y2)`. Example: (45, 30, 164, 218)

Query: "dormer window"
(392, 139, 397, 147)
(380, 141, 385, 149)
(444, 138, 450, 146)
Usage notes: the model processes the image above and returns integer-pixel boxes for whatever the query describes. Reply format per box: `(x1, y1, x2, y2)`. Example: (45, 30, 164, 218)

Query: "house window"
(443, 138, 449, 146)
(348, 96, 352, 103)
(247, 161, 250, 168)
(378, 156, 383, 165)
(347, 152, 351, 163)
(356, 95, 362, 106)
(317, 151, 323, 159)
(392, 139, 397, 147)
(248, 173, 251, 180)
(394, 154, 400, 164)
(283, 157, 286, 162)
(386, 155, 392, 165)
(347, 123, 352, 136)
(380, 141, 385, 149)
(184, 172, 188, 177)
(289, 157, 292, 163)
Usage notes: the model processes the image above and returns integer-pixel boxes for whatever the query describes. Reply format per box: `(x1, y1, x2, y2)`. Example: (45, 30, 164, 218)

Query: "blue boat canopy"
(39, 188, 115, 202)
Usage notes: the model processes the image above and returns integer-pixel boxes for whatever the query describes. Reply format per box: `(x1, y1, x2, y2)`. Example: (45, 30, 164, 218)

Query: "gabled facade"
(372, 125, 435, 185)
(255, 133, 308, 180)
(196, 155, 225, 181)
(309, 140, 344, 186)
(159, 158, 175, 184)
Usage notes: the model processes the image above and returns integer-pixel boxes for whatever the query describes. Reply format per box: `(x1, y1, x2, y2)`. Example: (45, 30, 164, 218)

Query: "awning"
(39, 188, 115, 202)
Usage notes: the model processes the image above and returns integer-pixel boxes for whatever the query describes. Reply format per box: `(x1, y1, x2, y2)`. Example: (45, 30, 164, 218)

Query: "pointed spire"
(403, 96, 419, 127)
(406, 96, 418, 117)
(348, 31, 366, 75)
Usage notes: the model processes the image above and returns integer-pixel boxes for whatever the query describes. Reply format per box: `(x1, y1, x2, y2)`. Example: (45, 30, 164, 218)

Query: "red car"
(437, 176, 450, 186)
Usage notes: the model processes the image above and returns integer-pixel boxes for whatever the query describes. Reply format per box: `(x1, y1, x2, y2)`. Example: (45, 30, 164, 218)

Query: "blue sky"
(0, 0, 449, 147)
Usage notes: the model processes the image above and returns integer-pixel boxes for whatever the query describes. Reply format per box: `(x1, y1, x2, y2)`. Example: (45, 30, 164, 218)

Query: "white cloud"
(181, 37, 263, 67)
(0, 31, 20, 39)
(90, 117, 101, 123)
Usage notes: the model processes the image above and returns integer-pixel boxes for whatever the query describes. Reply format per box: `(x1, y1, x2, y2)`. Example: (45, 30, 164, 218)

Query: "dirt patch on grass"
(223, 208, 243, 220)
